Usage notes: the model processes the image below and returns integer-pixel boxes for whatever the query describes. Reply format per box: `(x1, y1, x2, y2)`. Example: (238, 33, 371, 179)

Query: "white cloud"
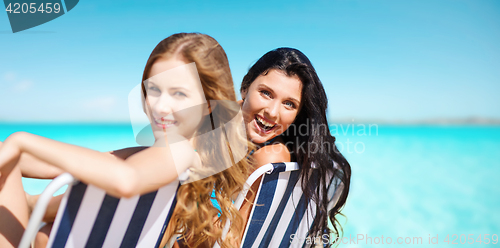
(81, 96, 118, 112)
(13, 80, 33, 92)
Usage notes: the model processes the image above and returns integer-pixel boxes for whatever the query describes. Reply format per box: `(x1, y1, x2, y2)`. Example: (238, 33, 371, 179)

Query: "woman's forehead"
(146, 61, 204, 94)
(149, 57, 188, 77)
(253, 69, 302, 99)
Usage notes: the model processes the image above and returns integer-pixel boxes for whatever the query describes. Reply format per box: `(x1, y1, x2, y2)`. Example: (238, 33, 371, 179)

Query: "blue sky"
(1, 0, 499, 122)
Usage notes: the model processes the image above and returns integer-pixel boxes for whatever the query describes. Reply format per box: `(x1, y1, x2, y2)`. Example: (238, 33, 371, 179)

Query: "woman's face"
(241, 69, 302, 145)
(144, 57, 208, 142)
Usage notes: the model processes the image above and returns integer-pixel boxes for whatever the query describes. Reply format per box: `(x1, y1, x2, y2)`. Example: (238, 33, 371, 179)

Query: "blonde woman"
(0, 33, 252, 248)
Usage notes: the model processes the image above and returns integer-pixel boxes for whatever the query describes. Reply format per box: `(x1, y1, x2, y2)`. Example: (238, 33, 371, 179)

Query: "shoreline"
(329, 118, 500, 126)
(1, 118, 500, 126)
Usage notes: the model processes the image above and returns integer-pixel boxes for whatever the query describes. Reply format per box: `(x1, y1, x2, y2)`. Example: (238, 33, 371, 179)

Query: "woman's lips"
(154, 118, 176, 129)
(253, 115, 278, 134)
(255, 114, 276, 127)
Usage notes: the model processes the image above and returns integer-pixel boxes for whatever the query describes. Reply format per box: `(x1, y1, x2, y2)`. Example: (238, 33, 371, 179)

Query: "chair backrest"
(235, 162, 343, 248)
(20, 173, 179, 248)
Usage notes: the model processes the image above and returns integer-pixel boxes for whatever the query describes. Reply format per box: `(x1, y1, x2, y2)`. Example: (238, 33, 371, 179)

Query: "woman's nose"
(266, 100, 280, 120)
(154, 95, 174, 116)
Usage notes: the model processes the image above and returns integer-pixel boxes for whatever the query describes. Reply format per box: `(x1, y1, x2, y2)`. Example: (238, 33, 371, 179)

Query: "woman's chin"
(248, 132, 272, 145)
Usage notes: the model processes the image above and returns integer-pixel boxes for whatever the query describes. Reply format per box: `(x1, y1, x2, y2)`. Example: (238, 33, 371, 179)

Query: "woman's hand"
(1, 137, 64, 179)
(0, 132, 23, 189)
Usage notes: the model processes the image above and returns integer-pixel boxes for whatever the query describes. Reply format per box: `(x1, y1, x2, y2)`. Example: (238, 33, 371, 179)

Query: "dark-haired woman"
(238, 48, 351, 246)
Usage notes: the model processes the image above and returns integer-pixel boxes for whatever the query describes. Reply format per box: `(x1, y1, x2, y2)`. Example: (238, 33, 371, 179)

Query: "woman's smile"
(254, 114, 278, 133)
(154, 117, 177, 129)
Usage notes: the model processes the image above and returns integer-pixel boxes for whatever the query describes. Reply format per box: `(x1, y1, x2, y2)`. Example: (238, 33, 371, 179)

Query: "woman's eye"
(174, 91, 187, 97)
(284, 101, 296, 108)
(260, 90, 271, 98)
(148, 86, 160, 92)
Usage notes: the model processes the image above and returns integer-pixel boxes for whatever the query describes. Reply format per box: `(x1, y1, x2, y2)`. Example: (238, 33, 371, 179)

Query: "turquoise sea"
(1, 123, 499, 247)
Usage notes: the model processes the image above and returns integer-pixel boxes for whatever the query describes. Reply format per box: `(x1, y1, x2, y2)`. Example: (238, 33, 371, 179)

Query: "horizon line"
(1, 117, 500, 126)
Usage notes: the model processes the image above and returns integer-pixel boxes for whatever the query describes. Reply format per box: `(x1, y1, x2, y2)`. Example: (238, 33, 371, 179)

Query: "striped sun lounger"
(227, 162, 343, 248)
(19, 173, 179, 248)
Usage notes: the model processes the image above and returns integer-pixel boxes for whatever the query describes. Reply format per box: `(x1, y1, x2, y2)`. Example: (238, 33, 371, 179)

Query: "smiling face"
(144, 57, 208, 142)
(241, 69, 302, 145)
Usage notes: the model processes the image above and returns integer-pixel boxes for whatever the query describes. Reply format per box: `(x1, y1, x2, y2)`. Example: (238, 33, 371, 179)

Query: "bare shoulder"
(253, 139, 291, 167)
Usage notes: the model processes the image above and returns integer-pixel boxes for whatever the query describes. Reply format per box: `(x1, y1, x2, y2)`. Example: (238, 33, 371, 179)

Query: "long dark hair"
(241, 48, 351, 244)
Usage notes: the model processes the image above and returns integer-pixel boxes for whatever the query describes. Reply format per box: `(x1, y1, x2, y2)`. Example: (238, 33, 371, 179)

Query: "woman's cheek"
(283, 114, 296, 130)
(147, 97, 159, 108)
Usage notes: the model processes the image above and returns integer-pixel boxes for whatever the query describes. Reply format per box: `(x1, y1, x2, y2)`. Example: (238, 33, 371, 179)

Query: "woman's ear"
(141, 93, 147, 114)
(239, 89, 248, 107)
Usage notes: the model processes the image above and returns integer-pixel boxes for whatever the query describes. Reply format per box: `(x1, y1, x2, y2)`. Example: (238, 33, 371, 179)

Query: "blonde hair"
(142, 33, 254, 247)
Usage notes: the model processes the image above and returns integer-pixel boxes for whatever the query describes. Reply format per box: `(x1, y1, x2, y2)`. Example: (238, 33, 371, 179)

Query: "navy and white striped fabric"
(46, 180, 179, 248)
(240, 162, 343, 248)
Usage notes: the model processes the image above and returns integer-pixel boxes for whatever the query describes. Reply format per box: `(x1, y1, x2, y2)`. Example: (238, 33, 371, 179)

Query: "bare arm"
(24, 146, 150, 226)
(0, 141, 63, 179)
(0, 132, 194, 198)
(19, 155, 63, 179)
(19, 146, 148, 179)
(1, 140, 146, 179)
